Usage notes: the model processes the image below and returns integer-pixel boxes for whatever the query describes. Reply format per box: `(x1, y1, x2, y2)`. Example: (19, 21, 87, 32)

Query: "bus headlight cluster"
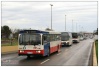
(20, 50, 24, 53)
(66, 42, 69, 44)
(36, 50, 41, 53)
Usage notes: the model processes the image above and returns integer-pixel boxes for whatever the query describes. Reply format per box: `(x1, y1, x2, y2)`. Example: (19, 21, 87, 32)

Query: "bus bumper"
(62, 42, 69, 46)
(72, 40, 79, 43)
(18, 50, 44, 56)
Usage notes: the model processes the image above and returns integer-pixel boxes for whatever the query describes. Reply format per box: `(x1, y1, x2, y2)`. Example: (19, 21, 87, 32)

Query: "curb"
(93, 41, 98, 66)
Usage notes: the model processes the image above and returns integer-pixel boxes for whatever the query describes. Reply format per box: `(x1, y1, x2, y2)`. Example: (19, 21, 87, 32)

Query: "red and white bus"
(18, 30, 61, 58)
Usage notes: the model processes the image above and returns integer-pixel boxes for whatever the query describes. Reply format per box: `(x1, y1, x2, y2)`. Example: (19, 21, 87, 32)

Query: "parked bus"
(61, 32, 72, 46)
(72, 32, 80, 43)
(18, 30, 61, 58)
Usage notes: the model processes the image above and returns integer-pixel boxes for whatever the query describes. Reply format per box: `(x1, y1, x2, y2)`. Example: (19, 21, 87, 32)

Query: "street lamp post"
(79, 25, 81, 32)
(76, 22, 77, 32)
(50, 4, 53, 30)
(82, 27, 83, 32)
(72, 20, 73, 32)
(65, 15, 66, 31)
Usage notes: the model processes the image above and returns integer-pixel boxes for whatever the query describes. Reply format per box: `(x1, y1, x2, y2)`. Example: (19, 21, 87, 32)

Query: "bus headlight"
(20, 50, 24, 53)
(66, 42, 69, 44)
(36, 50, 41, 53)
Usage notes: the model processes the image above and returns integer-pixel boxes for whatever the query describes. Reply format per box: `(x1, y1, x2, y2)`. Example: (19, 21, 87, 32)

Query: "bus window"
(19, 34, 41, 45)
(50, 34, 54, 41)
(30, 34, 41, 45)
(19, 34, 23, 45)
(61, 32, 69, 41)
(56, 35, 61, 41)
(42, 34, 50, 44)
(72, 33, 78, 38)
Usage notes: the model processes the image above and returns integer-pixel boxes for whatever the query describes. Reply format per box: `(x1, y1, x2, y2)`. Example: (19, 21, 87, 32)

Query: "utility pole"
(76, 22, 77, 32)
(50, 4, 53, 30)
(65, 15, 66, 31)
(79, 25, 81, 32)
(82, 27, 83, 32)
(72, 20, 73, 32)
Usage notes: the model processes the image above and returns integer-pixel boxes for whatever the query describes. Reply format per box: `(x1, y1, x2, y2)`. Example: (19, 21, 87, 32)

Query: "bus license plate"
(27, 52, 33, 54)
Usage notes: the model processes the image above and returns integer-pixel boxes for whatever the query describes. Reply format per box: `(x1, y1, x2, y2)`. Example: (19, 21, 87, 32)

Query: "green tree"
(1, 26, 4, 38)
(1, 25, 12, 39)
(13, 29, 21, 39)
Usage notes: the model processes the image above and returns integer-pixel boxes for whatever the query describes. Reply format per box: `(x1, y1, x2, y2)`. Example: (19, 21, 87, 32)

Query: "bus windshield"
(19, 34, 41, 45)
(72, 33, 78, 38)
(61, 32, 69, 41)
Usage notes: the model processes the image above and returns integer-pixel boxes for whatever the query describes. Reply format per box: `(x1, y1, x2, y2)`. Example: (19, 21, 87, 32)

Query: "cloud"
(1, 2, 97, 32)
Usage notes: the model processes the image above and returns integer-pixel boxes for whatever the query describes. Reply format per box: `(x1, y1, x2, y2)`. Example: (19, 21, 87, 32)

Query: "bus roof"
(19, 30, 61, 34)
(61, 32, 70, 33)
(19, 30, 49, 34)
(46, 30, 61, 34)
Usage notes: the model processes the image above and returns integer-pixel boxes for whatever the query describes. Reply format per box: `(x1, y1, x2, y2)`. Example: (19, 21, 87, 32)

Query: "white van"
(61, 32, 72, 46)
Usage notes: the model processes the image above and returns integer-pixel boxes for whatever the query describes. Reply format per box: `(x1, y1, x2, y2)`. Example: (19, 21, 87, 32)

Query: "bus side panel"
(50, 41, 56, 53)
(50, 41, 61, 53)
(69, 33, 73, 45)
(44, 42, 50, 56)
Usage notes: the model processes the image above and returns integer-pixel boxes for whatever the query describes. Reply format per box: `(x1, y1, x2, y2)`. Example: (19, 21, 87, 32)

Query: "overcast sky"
(1, 1, 97, 32)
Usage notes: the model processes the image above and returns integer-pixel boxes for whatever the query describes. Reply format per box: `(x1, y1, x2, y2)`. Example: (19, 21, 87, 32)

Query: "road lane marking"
(89, 41, 94, 43)
(40, 59, 50, 64)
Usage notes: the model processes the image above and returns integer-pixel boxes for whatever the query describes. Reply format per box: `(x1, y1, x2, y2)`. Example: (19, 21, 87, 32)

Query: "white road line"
(89, 41, 94, 43)
(40, 59, 50, 64)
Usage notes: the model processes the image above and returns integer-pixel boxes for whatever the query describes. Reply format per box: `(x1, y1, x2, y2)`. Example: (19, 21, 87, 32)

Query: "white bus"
(72, 32, 80, 43)
(18, 30, 61, 58)
(79, 33, 84, 41)
(61, 32, 72, 46)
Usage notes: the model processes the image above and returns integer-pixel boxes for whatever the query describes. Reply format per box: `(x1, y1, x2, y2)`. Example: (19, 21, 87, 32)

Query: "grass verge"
(95, 40, 98, 63)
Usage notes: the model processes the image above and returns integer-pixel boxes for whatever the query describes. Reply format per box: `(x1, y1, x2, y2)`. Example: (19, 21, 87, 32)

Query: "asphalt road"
(1, 39, 94, 66)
